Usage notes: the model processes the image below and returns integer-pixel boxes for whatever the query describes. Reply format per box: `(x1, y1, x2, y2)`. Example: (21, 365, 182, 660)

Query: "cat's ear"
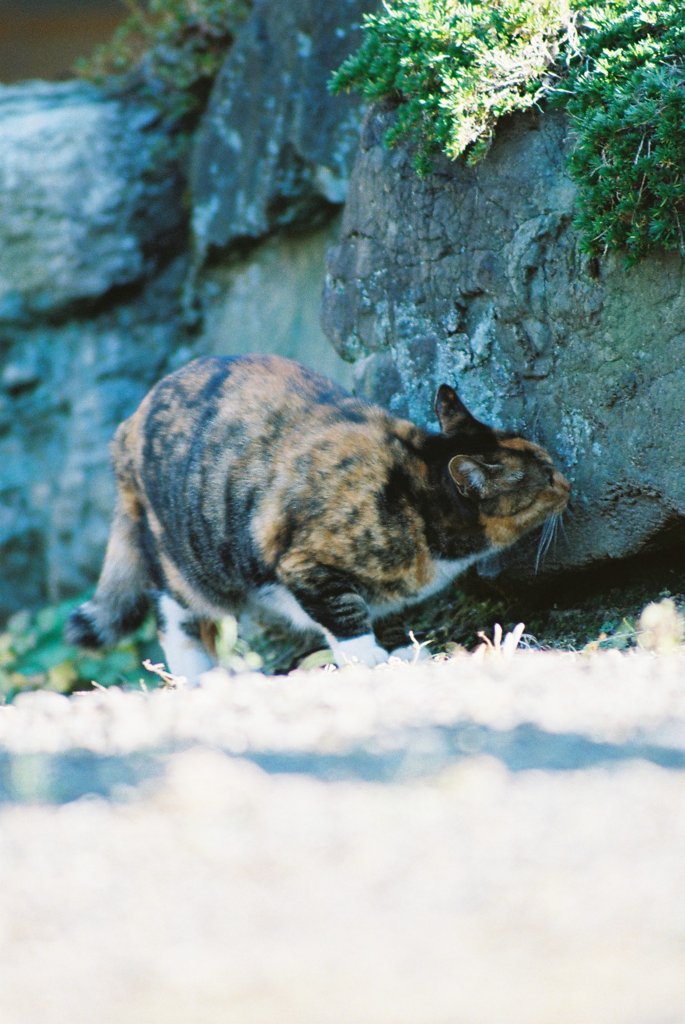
(448, 455, 501, 497)
(435, 385, 482, 435)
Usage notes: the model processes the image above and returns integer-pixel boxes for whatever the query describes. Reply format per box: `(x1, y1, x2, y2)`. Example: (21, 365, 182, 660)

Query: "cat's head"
(435, 384, 570, 550)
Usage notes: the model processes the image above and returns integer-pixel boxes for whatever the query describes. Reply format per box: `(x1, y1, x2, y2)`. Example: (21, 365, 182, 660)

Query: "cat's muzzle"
(550, 471, 571, 513)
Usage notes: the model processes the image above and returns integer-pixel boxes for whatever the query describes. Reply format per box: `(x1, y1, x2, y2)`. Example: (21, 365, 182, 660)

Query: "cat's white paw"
(329, 633, 389, 667)
(389, 642, 431, 663)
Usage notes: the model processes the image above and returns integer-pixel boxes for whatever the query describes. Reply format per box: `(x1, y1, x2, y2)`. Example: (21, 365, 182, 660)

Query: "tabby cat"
(66, 355, 569, 678)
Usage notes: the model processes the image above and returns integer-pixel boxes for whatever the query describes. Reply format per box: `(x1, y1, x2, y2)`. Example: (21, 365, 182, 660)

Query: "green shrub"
(563, 0, 685, 260)
(77, 0, 251, 126)
(331, 0, 685, 262)
(331, 0, 568, 174)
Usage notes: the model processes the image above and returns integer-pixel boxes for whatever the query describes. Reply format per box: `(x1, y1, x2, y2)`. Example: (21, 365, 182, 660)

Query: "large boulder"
(198, 221, 353, 387)
(0, 265, 187, 618)
(322, 107, 685, 580)
(190, 0, 372, 260)
(0, 80, 187, 616)
(0, 81, 182, 320)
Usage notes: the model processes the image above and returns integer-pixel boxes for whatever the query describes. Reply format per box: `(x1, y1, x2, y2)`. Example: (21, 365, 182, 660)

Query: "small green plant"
(0, 597, 163, 702)
(331, 0, 685, 262)
(77, 0, 251, 126)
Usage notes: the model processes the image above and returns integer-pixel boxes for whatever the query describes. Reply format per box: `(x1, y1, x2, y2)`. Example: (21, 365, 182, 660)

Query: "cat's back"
(112, 354, 405, 517)
(128, 353, 350, 435)
(116, 354, 354, 463)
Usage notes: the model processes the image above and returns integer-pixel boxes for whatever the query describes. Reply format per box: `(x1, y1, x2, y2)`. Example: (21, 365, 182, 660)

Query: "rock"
(0, 262, 187, 618)
(322, 107, 685, 580)
(0, 81, 183, 320)
(198, 220, 353, 387)
(190, 0, 372, 259)
(0, 79, 189, 616)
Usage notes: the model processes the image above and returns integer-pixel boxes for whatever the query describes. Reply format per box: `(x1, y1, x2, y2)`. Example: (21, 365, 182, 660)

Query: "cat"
(66, 354, 569, 678)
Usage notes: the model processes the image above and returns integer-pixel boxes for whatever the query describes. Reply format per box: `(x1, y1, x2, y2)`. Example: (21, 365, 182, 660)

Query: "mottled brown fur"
(66, 355, 569, 670)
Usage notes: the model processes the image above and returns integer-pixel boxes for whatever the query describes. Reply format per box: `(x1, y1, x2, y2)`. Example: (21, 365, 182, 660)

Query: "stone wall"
(198, 223, 352, 387)
(190, 0, 369, 259)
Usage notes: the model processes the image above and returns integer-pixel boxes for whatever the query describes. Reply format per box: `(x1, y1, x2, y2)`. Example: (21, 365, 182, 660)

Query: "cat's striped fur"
(66, 355, 569, 676)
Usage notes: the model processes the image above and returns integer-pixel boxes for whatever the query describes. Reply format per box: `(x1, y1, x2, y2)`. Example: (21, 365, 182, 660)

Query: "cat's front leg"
(276, 561, 389, 667)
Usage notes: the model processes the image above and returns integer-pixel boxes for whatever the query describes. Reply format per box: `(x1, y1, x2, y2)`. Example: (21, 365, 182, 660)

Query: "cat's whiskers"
(558, 512, 569, 544)
(535, 513, 560, 573)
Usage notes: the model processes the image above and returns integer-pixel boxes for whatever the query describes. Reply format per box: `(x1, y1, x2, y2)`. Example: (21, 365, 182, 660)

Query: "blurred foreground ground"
(1, 650, 685, 1024)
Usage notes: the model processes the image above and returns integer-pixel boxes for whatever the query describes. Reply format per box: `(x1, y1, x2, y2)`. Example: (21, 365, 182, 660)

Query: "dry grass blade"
(474, 622, 525, 659)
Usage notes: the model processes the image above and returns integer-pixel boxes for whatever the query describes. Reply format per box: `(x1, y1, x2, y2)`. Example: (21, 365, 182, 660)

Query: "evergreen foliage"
(331, 0, 685, 262)
(331, 0, 567, 174)
(563, 0, 685, 260)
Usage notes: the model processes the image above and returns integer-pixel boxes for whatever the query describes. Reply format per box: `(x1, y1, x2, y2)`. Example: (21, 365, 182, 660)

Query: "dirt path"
(1, 650, 684, 1024)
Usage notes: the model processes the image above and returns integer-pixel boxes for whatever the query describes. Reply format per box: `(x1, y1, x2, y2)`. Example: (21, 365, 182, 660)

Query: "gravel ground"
(1, 649, 685, 1024)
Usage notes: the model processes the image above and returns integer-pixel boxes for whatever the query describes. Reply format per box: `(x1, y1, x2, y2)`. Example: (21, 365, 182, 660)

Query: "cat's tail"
(65, 494, 149, 649)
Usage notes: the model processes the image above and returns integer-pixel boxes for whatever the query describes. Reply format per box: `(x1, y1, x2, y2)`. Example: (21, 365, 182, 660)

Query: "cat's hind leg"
(156, 594, 214, 685)
(66, 496, 149, 649)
